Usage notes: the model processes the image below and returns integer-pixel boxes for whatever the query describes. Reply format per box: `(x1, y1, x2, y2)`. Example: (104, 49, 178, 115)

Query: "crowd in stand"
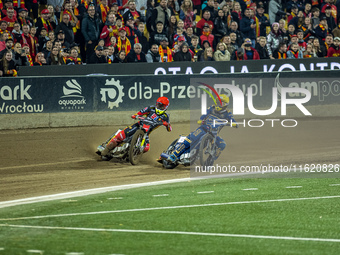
(0, 0, 340, 76)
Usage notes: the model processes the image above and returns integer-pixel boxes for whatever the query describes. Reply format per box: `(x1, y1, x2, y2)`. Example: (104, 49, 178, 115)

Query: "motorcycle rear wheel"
(129, 129, 145, 165)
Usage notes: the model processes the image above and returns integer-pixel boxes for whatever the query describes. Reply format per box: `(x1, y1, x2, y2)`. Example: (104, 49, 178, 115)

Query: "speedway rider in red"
(99, 97, 172, 157)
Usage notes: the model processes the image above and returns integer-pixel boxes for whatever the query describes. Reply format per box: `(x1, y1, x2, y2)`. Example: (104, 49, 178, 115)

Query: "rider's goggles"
(156, 102, 167, 110)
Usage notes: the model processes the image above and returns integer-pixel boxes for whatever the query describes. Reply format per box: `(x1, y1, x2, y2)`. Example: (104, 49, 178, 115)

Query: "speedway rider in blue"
(168, 94, 238, 162)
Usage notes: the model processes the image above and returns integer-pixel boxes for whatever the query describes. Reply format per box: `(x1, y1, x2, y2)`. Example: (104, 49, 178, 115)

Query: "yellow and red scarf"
(125, 27, 139, 44)
(117, 37, 131, 54)
(41, 18, 53, 33)
(22, 34, 35, 56)
(159, 47, 173, 62)
(81, 0, 88, 9)
(100, 4, 110, 23)
(13, 0, 25, 8)
(277, 52, 287, 59)
(27, 54, 33, 66)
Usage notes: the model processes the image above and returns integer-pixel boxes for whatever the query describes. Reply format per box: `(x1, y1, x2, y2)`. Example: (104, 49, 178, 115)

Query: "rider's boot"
(143, 143, 150, 153)
(101, 130, 126, 156)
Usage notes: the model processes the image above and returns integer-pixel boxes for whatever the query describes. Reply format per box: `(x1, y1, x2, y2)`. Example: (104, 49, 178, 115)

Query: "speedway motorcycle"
(96, 116, 164, 165)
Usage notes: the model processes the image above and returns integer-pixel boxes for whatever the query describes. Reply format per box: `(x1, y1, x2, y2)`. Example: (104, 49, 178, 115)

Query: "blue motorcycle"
(159, 122, 228, 169)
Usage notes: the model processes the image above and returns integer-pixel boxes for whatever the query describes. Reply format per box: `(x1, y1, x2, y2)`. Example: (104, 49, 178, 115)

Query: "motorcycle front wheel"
(199, 133, 215, 167)
(163, 139, 179, 169)
(129, 129, 145, 165)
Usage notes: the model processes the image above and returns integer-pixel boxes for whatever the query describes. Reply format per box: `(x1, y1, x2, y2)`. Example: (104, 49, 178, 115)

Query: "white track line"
(1, 224, 340, 243)
(0, 172, 261, 209)
(286, 186, 303, 189)
(197, 191, 214, 194)
(242, 188, 258, 191)
(1, 195, 340, 221)
(152, 194, 169, 197)
(0, 158, 91, 171)
(330, 184, 340, 186)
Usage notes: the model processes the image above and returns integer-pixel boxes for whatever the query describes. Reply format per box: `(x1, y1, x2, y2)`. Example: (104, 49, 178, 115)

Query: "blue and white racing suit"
(170, 105, 237, 161)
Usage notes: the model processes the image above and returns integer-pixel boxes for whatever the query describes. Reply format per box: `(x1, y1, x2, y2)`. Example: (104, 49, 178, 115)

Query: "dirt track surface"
(0, 118, 339, 202)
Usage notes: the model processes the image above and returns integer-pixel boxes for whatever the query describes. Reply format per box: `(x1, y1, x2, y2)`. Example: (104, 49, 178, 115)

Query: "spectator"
(127, 43, 147, 62)
(2, 8, 17, 33)
(0, 38, 14, 59)
(88, 45, 107, 64)
(42, 40, 53, 59)
(229, 22, 243, 47)
(221, 35, 235, 55)
(36, 9, 54, 37)
(296, 29, 307, 51)
(240, 8, 256, 47)
(106, 46, 115, 63)
(196, 10, 214, 36)
(81, 4, 101, 63)
(311, 7, 321, 29)
(47, 46, 65, 65)
(47, 4, 60, 27)
(272, 42, 287, 59)
(213, 42, 230, 61)
(123, 0, 143, 24)
(158, 37, 173, 62)
(231, 47, 245, 60)
(113, 50, 127, 63)
(0, 50, 17, 77)
(100, 12, 117, 46)
(303, 43, 317, 58)
(56, 30, 71, 49)
(214, 9, 228, 43)
(269, 0, 286, 24)
(231, 1, 242, 25)
(167, 0, 180, 15)
(26, 0, 39, 20)
(20, 24, 37, 58)
(65, 47, 83, 64)
(312, 37, 327, 57)
(22, 43, 34, 66)
(256, 4, 270, 37)
(315, 17, 329, 44)
(173, 42, 192, 61)
(287, 42, 303, 58)
(146, 0, 156, 32)
(333, 24, 340, 38)
(167, 15, 178, 40)
(242, 38, 260, 60)
(55, 13, 75, 46)
(149, 21, 168, 47)
(12, 42, 28, 66)
(146, 44, 161, 62)
(189, 35, 203, 61)
(117, 27, 132, 54)
(287, 5, 299, 23)
(321, 5, 337, 32)
(266, 22, 283, 59)
(180, 0, 197, 30)
(203, 0, 217, 20)
(47, 0, 64, 13)
(96, 0, 110, 24)
(150, 0, 171, 32)
(17, 8, 34, 28)
(255, 36, 270, 59)
(34, 52, 47, 66)
(200, 23, 214, 48)
(199, 46, 214, 61)
(327, 36, 340, 57)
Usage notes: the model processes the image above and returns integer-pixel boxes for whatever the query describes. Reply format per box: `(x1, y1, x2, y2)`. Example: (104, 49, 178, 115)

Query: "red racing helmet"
(156, 97, 169, 115)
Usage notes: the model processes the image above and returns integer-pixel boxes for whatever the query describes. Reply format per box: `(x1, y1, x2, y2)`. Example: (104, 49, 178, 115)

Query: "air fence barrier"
(0, 70, 339, 130)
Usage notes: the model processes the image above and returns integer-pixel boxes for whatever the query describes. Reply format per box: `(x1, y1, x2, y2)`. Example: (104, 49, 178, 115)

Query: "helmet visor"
(156, 102, 166, 110)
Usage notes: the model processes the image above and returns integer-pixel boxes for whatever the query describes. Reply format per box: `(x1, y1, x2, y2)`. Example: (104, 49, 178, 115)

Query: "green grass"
(0, 178, 340, 254)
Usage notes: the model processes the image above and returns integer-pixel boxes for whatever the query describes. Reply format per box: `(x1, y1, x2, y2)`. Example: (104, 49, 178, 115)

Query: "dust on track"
(0, 118, 339, 202)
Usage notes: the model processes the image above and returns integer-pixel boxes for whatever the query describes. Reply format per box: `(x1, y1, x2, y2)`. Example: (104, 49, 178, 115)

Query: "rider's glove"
(163, 121, 172, 131)
(197, 120, 202, 125)
(131, 114, 137, 119)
